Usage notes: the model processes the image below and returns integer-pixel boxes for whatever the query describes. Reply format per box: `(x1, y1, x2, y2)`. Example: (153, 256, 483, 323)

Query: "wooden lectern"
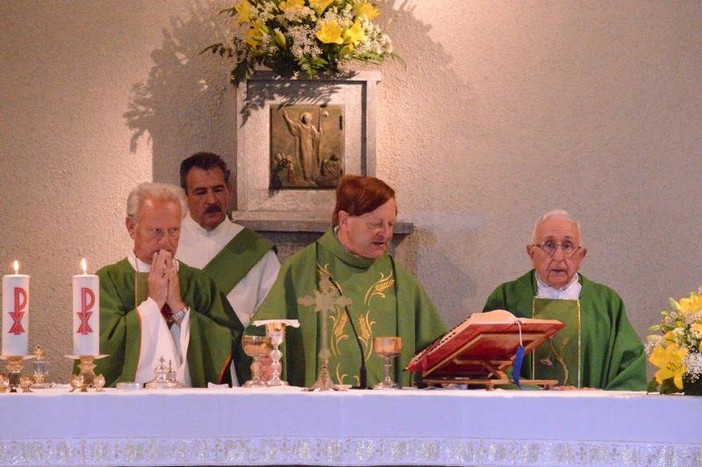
(406, 310, 564, 389)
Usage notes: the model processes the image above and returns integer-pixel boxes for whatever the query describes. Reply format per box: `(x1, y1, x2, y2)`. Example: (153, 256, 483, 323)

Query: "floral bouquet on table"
(203, 0, 394, 85)
(646, 286, 702, 394)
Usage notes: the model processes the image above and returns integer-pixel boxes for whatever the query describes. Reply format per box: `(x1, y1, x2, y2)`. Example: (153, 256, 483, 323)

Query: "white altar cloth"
(0, 387, 700, 466)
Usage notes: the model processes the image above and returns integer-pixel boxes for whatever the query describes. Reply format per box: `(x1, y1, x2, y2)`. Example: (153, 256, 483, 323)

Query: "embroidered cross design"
(299, 273, 352, 313)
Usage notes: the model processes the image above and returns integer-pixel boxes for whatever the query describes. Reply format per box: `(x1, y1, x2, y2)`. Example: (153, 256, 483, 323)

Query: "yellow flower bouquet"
(646, 287, 702, 395)
(204, 0, 394, 85)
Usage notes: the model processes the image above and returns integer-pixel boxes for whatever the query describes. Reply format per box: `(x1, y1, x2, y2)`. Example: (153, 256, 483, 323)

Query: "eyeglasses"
(531, 240, 581, 258)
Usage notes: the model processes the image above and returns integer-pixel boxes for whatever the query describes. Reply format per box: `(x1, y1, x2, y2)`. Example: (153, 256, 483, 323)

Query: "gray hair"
(530, 209, 582, 243)
(126, 182, 188, 221)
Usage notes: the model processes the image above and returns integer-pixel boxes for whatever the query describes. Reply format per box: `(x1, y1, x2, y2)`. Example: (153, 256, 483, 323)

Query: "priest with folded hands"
(95, 182, 244, 387)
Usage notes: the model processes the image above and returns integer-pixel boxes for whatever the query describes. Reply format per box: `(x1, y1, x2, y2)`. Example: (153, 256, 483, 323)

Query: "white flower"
(684, 353, 702, 380)
(207, 0, 395, 85)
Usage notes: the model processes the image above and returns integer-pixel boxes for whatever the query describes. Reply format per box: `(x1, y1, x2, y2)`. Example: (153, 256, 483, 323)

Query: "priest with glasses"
(483, 210, 646, 390)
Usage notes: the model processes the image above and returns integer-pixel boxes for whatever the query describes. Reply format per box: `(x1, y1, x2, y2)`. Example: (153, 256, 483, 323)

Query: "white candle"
(2, 261, 30, 356)
(72, 258, 100, 356)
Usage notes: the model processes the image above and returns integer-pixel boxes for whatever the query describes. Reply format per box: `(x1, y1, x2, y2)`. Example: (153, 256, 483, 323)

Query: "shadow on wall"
(123, 0, 236, 190)
(122, 0, 476, 315)
(375, 1, 478, 321)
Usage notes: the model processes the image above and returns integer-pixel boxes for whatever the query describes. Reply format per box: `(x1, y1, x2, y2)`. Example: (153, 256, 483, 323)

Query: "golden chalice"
(242, 334, 273, 388)
(373, 336, 402, 390)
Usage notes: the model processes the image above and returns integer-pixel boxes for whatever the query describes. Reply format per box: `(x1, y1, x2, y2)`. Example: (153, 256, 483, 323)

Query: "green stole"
(203, 227, 275, 294)
(531, 298, 581, 387)
(309, 242, 400, 387)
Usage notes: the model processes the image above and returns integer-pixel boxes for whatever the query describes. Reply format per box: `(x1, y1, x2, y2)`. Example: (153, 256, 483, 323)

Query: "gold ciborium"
(242, 335, 273, 388)
(373, 336, 402, 390)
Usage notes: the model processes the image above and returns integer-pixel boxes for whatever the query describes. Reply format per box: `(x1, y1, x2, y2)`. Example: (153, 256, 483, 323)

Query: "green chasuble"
(249, 229, 447, 388)
(483, 270, 647, 390)
(95, 258, 245, 387)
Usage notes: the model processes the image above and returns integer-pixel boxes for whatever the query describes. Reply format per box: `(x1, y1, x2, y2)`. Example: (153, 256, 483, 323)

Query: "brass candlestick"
(0, 355, 34, 393)
(66, 354, 107, 392)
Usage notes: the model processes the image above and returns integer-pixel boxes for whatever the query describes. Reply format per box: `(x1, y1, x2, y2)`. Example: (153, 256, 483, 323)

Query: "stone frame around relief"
(234, 71, 380, 216)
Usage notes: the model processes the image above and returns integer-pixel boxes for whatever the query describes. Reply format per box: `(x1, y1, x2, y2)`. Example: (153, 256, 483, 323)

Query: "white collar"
(535, 271, 581, 300)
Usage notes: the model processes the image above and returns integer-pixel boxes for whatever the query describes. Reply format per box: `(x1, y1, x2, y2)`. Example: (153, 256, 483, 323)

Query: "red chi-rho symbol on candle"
(9, 287, 27, 335)
(76, 288, 95, 335)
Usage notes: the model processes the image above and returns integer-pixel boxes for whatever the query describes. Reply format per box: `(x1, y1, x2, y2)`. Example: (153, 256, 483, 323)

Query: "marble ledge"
(232, 211, 414, 235)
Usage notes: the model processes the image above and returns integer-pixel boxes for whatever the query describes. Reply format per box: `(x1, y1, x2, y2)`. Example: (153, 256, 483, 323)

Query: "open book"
(407, 309, 564, 387)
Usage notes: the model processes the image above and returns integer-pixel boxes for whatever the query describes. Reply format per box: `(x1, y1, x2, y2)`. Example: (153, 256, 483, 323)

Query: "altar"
(1, 387, 700, 466)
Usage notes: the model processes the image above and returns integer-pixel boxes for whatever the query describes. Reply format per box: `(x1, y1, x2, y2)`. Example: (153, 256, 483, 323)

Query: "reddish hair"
(332, 175, 395, 226)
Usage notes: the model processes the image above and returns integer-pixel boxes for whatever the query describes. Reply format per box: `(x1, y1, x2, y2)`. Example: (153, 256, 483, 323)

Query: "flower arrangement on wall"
(204, 0, 394, 85)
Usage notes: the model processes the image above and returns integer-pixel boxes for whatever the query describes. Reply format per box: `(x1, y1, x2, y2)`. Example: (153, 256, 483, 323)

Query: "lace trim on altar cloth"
(0, 437, 700, 466)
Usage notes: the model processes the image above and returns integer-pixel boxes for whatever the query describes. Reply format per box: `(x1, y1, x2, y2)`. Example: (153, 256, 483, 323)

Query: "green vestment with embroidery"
(483, 270, 647, 390)
(249, 229, 447, 387)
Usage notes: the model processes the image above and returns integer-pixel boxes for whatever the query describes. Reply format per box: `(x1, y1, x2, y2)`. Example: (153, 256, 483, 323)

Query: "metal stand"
(305, 309, 344, 391)
(66, 355, 107, 392)
(0, 355, 33, 393)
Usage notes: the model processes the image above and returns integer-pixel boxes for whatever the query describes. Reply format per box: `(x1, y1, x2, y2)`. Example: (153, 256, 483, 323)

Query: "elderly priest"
(95, 182, 244, 387)
(483, 209, 646, 390)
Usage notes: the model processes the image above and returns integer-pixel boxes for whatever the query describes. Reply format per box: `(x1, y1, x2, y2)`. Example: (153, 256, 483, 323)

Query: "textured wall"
(1, 0, 701, 383)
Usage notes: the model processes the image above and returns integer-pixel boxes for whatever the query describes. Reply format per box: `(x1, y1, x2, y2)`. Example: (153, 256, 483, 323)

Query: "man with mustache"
(176, 152, 280, 331)
(483, 210, 646, 390)
(248, 175, 446, 388)
(95, 182, 243, 387)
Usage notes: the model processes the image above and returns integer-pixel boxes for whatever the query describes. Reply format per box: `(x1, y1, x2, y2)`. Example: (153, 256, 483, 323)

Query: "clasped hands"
(147, 249, 185, 312)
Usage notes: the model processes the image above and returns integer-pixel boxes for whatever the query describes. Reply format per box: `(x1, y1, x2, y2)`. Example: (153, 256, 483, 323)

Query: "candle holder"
(0, 374, 9, 393)
(65, 354, 108, 392)
(19, 375, 33, 393)
(0, 355, 34, 393)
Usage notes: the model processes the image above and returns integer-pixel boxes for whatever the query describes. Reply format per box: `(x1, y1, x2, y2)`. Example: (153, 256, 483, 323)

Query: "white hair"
(530, 209, 582, 244)
(126, 182, 188, 221)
